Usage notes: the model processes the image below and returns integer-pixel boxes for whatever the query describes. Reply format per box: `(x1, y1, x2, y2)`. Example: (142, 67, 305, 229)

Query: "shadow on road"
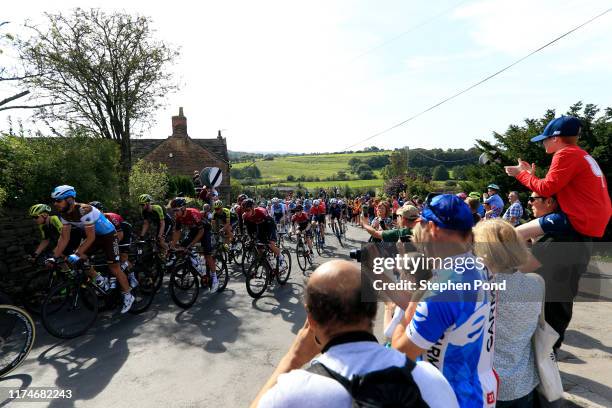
(561, 370, 612, 405)
(251, 281, 306, 334)
(563, 329, 612, 354)
(0, 373, 32, 407)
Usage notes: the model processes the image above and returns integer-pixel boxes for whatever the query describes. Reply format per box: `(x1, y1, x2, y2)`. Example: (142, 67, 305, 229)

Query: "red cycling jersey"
(292, 212, 309, 224)
(243, 207, 270, 224)
(310, 203, 326, 216)
(104, 212, 125, 229)
(516, 145, 611, 237)
(175, 208, 203, 229)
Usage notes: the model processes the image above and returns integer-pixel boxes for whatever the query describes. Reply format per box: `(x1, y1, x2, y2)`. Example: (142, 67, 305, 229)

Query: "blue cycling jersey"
(406, 252, 497, 407)
(60, 203, 116, 236)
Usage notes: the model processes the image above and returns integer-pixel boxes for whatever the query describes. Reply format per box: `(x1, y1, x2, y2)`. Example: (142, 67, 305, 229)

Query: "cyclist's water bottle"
(67, 254, 80, 264)
(109, 277, 117, 289)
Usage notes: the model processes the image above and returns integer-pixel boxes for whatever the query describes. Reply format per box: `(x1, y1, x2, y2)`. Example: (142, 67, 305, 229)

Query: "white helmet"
(330, 198, 337, 204)
(272, 197, 279, 204)
(51, 185, 76, 200)
(338, 200, 344, 205)
(313, 199, 320, 206)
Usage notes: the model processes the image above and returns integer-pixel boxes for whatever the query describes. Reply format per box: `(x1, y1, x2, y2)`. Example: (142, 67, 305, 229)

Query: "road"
(1, 226, 610, 407)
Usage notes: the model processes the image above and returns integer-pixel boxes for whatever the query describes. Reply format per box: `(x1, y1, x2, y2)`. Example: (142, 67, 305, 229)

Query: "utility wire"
(343, 7, 612, 151)
(411, 149, 479, 163)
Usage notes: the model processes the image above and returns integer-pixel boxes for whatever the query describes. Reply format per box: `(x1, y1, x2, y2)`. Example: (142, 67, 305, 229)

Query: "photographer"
(362, 205, 419, 242)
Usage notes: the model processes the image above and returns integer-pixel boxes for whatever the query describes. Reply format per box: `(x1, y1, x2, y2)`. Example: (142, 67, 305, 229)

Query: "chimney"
(171, 107, 188, 138)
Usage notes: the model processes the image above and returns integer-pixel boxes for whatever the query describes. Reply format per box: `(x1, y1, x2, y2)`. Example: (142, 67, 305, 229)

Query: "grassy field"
(232, 151, 390, 183)
(276, 179, 384, 189)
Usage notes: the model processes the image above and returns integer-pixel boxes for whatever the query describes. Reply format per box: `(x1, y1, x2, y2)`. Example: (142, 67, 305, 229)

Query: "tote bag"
(532, 276, 564, 402)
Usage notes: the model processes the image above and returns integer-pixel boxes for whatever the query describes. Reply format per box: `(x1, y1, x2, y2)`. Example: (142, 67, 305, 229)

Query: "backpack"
(306, 358, 429, 408)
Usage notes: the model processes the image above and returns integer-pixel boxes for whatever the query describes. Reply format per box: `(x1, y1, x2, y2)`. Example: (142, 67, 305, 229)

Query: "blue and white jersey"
(272, 203, 285, 216)
(406, 252, 497, 408)
(60, 203, 116, 236)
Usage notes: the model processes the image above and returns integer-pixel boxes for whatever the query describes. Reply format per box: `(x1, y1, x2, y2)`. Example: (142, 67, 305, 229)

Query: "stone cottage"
(131, 108, 231, 203)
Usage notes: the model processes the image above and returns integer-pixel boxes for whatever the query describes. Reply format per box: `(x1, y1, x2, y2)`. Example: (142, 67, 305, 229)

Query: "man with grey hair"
(251, 260, 458, 408)
(503, 191, 523, 226)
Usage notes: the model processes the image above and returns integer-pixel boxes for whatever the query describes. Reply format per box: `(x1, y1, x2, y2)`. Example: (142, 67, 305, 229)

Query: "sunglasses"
(528, 196, 546, 202)
(53, 198, 65, 203)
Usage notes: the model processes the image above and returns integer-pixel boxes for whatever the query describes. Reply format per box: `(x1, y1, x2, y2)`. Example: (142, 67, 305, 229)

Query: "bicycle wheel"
(295, 241, 307, 272)
(246, 259, 269, 299)
(276, 249, 292, 285)
(22, 269, 57, 315)
(41, 281, 98, 339)
(215, 252, 229, 292)
(231, 239, 244, 265)
(335, 221, 343, 247)
(241, 245, 256, 277)
(315, 231, 323, 255)
(169, 264, 200, 309)
(0, 305, 35, 377)
(129, 267, 157, 314)
(152, 257, 166, 292)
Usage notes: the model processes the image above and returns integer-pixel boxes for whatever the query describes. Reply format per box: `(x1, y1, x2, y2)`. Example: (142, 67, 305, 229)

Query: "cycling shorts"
(314, 214, 326, 224)
(182, 227, 213, 256)
(257, 219, 277, 244)
(86, 232, 120, 264)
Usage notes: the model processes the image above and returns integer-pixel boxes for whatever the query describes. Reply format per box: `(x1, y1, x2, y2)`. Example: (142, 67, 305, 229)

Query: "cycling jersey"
(175, 208, 204, 230)
(59, 203, 115, 236)
(329, 205, 342, 219)
(104, 212, 125, 230)
(406, 253, 497, 408)
(39, 215, 64, 241)
(310, 204, 326, 216)
(292, 212, 309, 225)
(213, 208, 231, 225)
(272, 203, 285, 215)
(143, 204, 173, 226)
(243, 207, 271, 224)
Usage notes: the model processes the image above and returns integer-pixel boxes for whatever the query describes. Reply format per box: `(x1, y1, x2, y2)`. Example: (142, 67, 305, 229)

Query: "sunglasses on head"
(528, 196, 546, 202)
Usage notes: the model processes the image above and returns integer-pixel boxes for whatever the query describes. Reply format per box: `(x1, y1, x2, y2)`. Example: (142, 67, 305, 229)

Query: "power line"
(343, 6, 612, 151)
(347, 0, 468, 63)
(411, 149, 479, 163)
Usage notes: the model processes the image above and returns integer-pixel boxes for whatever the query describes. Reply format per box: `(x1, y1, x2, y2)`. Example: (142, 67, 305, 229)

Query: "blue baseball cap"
(531, 116, 581, 142)
(421, 194, 474, 231)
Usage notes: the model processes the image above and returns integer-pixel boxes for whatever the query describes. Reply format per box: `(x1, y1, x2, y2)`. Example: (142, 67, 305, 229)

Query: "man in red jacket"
(505, 116, 611, 239)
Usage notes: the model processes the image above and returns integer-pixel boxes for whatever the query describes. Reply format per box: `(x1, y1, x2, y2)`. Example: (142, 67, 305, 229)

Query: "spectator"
(521, 192, 590, 353)
(466, 197, 482, 225)
(392, 195, 400, 218)
(474, 219, 544, 408)
(483, 183, 504, 218)
(251, 260, 458, 408)
(362, 204, 419, 242)
(391, 194, 498, 408)
(192, 170, 202, 188)
(502, 191, 523, 226)
(469, 191, 486, 218)
(367, 198, 376, 223)
(505, 115, 611, 239)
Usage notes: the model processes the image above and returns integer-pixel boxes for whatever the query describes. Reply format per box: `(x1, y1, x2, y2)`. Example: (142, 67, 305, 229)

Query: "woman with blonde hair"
(473, 219, 544, 408)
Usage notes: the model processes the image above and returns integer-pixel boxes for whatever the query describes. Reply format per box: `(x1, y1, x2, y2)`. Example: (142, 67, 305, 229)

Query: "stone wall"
(0, 209, 41, 296)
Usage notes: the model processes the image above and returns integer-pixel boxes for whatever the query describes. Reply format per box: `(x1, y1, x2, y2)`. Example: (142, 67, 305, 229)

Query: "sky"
(1, 0, 611, 153)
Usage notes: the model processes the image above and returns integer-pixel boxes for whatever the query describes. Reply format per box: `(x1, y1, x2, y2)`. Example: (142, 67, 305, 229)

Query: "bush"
(444, 180, 457, 187)
(286, 175, 295, 181)
(0, 186, 6, 208)
(384, 176, 406, 197)
(357, 170, 375, 180)
(168, 175, 195, 197)
(0, 133, 120, 207)
(128, 158, 170, 211)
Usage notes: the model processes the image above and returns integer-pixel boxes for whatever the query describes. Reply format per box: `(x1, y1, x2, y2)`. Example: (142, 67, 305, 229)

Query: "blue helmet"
(51, 185, 76, 200)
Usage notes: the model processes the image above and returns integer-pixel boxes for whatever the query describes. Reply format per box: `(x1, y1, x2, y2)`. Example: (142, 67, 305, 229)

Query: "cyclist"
(89, 201, 137, 288)
(310, 199, 327, 244)
(291, 205, 313, 254)
(328, 198, 343, 236)
(28, 204, 82, 261)
(242, 198, 285, 266)
(50, 185, 134, 313)
(212, 200, 233, 244)
(270, 197, 286, 232)
(138, 194, 174, 253)
(303, 198, 313, 215)
(234, 194, 248, 235)
(170, 198, 218, 293)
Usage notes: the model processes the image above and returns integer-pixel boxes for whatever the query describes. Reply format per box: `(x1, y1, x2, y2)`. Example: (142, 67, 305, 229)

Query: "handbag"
(532, 275, 564, 402)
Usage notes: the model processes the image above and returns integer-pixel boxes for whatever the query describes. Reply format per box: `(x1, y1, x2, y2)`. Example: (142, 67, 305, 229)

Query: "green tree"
(432, 165, 449, 181)
(381, 148, 408, 180)
(128, 159, 169, 203)
(17, 8, 179, 204)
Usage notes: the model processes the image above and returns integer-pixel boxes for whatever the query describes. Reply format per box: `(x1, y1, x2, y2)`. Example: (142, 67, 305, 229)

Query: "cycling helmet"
(213, 200, 223, 209)
(29, 204, 51, 217)
(242, 198, 255, 209)
(138, 194, 153, 204)
(313, 199, 320, 206)
(89, 201, 105, 212)
(304, 199, 312, 206)
(295, 204, 304, 212)
(51, 185, 76, 200)
(338, 200, 344, 205)
(170, 197, 187, 208)
(330, 198, 337, 205)
(237, 194, 247, 202)
(272, 197, 279, 204)
(487, 184, 500, 191)
(202, 203, 211, 212)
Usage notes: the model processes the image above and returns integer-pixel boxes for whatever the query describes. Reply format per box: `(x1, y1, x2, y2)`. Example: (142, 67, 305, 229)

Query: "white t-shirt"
(258, 341, 458, 408)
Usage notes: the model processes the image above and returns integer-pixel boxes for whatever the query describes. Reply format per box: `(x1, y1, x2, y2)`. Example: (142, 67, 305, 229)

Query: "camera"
(349, 249, 362, 262)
